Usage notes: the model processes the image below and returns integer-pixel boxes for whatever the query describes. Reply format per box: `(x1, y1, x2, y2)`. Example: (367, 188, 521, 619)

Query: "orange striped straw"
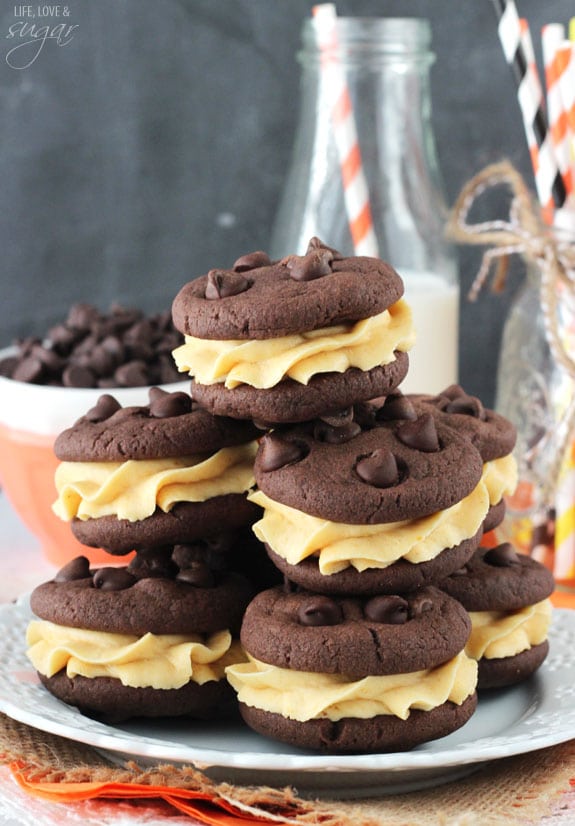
(541, 23, 573, 196)
(312, 4, 379, 256)
(492, 0, 566, 211)
(555, 40, 575, 172)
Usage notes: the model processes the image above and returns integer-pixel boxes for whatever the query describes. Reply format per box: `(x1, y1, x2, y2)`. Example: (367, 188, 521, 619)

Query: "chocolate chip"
(297, 596, 342, 626)
(172, 539, 232, 572)
(93, 567, 136, 591)
(176, 561, 216, 588)
(258, 434, 308, 472)
(395, 413, 440, 452)
(285, 249, 334, 281)
(128, 548, 177, 579)
(32, 344, 65, 374)
(48, 324, 80, 355)
(114, 359, 149, 387)
(364, 595, 408, 624)
(100, 334, 125, 360)
(85, 344, 117, 378)
(439, 384, 466, 400)
(410, 594, 434, 617)
(149, 389, 192, 418)
(233, 251, 271, 272)
(314, 420, 361, 444)
(205, 269, 250, 299)
(375, 393, 417, 422)
(12, 356, 45, 383)
(54, 555, 91, 582)
(356, 448, 400, 488)
(445, 394, 486, 420)
(305, 237, 344, 259)
(85, 394, 122, 422)
(62, 363, 97, 388)
(67, 302, 100, 331)
(450, 565, 469, 577)
(319, 408, 354, 428)
(484, 543, 520, 567)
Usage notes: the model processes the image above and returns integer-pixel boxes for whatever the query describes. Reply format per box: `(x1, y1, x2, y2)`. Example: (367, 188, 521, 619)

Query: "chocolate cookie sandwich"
(226, 585, 478, 753)
(27, 553, 254, 722)
(438, 543, 554, 690)
(249, 406, 490, 595)
(52, 388, 261, 554)
(398, 386, 517, 534)
(171, 238, 415, 424)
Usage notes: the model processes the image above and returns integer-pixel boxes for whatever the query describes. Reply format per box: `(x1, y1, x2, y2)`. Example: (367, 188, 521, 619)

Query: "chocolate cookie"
(438, 543, 554, 689)
(264, 534, 483, 597)
(254, 410, 484, 524)
(171, 238, 414, 423)
(69, 498, 261, 555)
(189, 356, 409, 425)
(27, 555, 254, 721)
(249, 406, 488, 594)
(405, 385, 517, 463)
(172, 240, 404, 339)
(358, 388, 518, 534)
(52, 388, 260, 554)
(54, 388, 258, 461)
(226, 585, 478, 753)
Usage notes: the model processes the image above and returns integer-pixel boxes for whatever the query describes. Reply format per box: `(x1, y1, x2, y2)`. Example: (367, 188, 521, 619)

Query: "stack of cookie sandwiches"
(26, 387, 271, 722)
(25, 238, 555, 751)
(171, 238, 537, 754)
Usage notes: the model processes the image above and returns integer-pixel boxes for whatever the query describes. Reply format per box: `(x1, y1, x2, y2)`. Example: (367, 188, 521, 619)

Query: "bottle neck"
(300, 17, 434, 68)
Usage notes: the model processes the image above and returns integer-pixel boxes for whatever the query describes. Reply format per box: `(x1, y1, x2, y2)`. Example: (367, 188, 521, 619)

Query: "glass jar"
(270, 17, 458, 394)
(495, 253, 575, 588)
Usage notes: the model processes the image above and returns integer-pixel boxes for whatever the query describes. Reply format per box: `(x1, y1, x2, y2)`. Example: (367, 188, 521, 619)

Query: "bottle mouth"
(299, 17, 434, 66)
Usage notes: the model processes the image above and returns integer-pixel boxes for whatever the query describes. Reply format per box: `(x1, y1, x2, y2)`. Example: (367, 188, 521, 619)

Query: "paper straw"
(554, 441, 575, 582)
(491, 0, 567, 211)
(555, 42, 575, 167)
(541, 23, 572, 195)
(312, 3, 379, 256)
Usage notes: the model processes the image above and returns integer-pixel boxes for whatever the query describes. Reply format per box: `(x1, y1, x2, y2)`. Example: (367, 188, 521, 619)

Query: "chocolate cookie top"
(171, 238, 404, 340)
(54, 387, 259, 462)
(438, 544, 555, 612)
(240, 585, 471, 677)
(402, 385, 516, 462)
(30, 553, 254, 636)
(254, 406, 484, 524)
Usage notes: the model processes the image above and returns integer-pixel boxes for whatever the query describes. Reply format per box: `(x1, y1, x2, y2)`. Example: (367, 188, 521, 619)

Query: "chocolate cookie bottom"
(39, 671, 236, 723)
(477, 640, 549, 690)
(482, 499, 506, 534)
(71, 496, 261, 555)
(239, 694, 477, 753)
(265, 531, 482, 596)
(190, 353, 409, 424)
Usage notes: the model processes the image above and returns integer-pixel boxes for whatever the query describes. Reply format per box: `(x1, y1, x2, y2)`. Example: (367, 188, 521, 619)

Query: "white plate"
(2, 598, 575, 798)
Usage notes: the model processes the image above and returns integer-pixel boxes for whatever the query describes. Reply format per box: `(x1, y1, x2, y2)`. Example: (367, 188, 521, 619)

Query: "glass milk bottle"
(270, 17, 458, 394)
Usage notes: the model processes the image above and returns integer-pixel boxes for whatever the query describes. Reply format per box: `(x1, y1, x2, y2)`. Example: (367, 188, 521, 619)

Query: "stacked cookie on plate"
(27, 387, 270, 722)
(170, 237, 553, 754)
(26, 237, 555, 749)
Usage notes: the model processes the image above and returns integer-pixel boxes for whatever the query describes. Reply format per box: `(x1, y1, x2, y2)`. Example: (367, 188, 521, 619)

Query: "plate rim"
(2, 598, 574, 776)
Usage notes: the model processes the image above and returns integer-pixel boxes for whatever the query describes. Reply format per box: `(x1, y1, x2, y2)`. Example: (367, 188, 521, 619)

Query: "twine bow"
(447, 160, 575, 510)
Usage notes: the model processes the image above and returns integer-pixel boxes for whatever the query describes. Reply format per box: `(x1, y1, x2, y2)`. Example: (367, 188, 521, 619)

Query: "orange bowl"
(0, 348, 188, 567)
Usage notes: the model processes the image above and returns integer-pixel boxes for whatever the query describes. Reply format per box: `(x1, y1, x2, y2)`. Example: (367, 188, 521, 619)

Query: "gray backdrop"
(0, 0, 567, 406)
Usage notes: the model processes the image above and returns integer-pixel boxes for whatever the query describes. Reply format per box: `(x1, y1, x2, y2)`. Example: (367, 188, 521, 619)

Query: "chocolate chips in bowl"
(0, 302, 184, 388)
(0, 302, 189, 568)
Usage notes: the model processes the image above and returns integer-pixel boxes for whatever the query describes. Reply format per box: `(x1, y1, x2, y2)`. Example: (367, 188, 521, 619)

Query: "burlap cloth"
(0, 712, 572, 826)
